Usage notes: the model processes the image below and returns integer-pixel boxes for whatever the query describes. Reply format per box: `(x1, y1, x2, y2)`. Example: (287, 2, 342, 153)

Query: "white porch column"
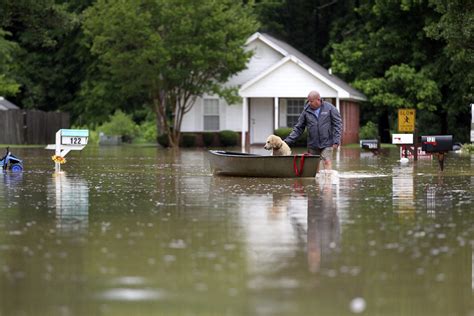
(241, 97, 248, 149)
(274, 97, 279, 130)
(336, 96, 340, 112)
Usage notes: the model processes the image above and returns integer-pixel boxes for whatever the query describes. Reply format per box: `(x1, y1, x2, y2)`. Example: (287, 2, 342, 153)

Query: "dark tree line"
(1, 0, 472, 142)
(255, 0, 473, 142)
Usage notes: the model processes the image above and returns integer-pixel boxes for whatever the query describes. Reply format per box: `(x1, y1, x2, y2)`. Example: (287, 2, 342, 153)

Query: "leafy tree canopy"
(326, 0, 472, 140)
(353, 64, 441, 111)
(83, 0, 258, 147)
(425, 0, 474, 105)
(0, 0, 84, 110)
(1, 0, 472, 143)
(255, 0, 350, 66)
(0, 28, 20, 96)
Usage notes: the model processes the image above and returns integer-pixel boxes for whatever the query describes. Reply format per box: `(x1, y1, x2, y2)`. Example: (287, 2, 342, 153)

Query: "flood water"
(0, 146, 473, 316)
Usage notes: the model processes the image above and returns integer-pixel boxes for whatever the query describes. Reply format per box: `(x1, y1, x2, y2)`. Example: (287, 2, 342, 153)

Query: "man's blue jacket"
(284, 101, 343, 149)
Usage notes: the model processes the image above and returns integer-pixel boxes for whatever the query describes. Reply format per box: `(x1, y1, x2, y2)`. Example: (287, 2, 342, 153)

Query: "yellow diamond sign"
(398, 109, 416, 132)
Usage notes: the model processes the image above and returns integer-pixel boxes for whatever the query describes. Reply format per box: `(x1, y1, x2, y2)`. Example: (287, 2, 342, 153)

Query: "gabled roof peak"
(245, 32, 366, 101)
(247, 32, 288, 57)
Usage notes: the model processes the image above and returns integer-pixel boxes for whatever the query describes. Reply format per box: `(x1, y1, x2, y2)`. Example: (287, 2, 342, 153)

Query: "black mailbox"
(421, 135, 453, 152)
(360, 139, 379, 150)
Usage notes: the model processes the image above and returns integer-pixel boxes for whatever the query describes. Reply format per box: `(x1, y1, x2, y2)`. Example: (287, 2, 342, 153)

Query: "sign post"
(45, 129, 89, 173)
(395, 109, 418, 160)
(471, 103, 474, 143)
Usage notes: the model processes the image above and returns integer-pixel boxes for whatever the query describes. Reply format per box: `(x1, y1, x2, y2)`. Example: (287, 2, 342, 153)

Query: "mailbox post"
(421, 135, 453, 171)
(471, 103, 473, 143)
(396, 109, 419, 160)
(392, 133, 414, 160)
(46, 129, 89, 173)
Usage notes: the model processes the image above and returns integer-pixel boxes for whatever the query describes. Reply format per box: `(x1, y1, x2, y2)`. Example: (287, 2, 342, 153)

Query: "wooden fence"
(0, 110, 70, 144)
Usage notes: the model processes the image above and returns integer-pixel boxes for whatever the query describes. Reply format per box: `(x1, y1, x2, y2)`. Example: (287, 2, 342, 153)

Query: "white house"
(181, 32, 367, 146)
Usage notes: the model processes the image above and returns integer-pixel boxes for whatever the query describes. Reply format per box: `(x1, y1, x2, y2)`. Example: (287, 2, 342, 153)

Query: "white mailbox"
(61, 129, 88, 146)
(46, 129, 89, 172)
(392, 133, 414, 145)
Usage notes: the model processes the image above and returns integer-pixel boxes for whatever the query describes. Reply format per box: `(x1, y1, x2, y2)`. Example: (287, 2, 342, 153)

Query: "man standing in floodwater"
(284, 90, 342, 173)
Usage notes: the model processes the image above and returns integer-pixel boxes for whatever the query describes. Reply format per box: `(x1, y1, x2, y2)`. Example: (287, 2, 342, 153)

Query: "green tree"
(424, 0, 474, 138)
(98, 110, 139, 142)
(83, 0, 258, 148)
(0, 0, 89, 112)
(0, 28, 20, 96)
(254, 0, 350, 66)
(353, 64, 441, 111)
(327, 0, 473, 141)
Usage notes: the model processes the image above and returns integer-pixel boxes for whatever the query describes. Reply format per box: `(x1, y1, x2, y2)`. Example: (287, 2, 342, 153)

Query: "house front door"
(250, 98, 273, 144)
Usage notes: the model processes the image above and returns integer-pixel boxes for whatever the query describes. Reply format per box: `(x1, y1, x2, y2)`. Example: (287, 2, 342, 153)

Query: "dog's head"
(264, 135, 283, 150)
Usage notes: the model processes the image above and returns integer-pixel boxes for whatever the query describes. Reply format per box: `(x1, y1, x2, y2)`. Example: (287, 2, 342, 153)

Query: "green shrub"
(274, 127, 292, 139)
(87, 130, 99, 145)
(202, 132, 215, 147)
(219, 130, 238, 146)
(98, 110, 139, 142)
(462, 143, 474, 153)
(157, 134, 170, 148)
(181, 133, 196, 147)
(275, 127, 307, 147)
(359, 121, 378, 139)
(136, 120, 157, 143)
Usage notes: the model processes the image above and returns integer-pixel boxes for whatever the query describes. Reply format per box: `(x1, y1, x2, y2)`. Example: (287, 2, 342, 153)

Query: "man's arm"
(284, 111, 306, 146)
(331, 106, 343, 147)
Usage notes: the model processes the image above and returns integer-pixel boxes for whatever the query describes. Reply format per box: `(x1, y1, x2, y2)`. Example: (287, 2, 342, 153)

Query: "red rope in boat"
(293, 153, 310, 176)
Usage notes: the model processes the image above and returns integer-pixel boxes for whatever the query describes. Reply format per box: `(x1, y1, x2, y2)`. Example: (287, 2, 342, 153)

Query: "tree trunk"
(153, 91, 191, 149)
(169, 130, 180, 148)
(378, 111, 391, 143)
(154, 93, 180, 148)
(153, 97, 165, 142)
(154, 110, 164, 138)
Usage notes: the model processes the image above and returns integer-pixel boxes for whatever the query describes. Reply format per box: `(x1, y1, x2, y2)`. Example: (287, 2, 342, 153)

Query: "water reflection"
(307, 179, 340, 273)
(0, 172, 23, 208)
(472, 154, 474, 194)
(239, 184, 305, 275)
(234, 174, 344, 278)
(99, 287, 165, 301)
(392, 165, 415, 215)
(270, 192, 291, 218)
(0, 147, 472, 315)
(425, 176, 460, 221)
(47, 173, 89, 234)
(1, 171, 23, 187)
(0, 172, 90, 316)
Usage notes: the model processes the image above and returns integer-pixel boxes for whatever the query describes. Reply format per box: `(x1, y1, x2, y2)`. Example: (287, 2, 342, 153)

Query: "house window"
(203, 99, 219, 131)
(286, 98, 305, 127)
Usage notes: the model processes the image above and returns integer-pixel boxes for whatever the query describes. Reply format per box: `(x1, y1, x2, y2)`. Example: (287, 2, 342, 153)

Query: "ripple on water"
(338, 172, 389, 179)
(110, 276, 147, 286)
(247, 276, 300, 290)
(97, 288, 166, 301)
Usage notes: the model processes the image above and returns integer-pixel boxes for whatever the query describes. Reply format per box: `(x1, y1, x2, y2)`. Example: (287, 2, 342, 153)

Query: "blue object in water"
(10, 164, 23, 172)
(0, 147, 23, 172)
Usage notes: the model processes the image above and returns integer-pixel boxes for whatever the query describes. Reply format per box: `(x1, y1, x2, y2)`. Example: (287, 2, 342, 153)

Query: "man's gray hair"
(307, 90, 320, 100)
